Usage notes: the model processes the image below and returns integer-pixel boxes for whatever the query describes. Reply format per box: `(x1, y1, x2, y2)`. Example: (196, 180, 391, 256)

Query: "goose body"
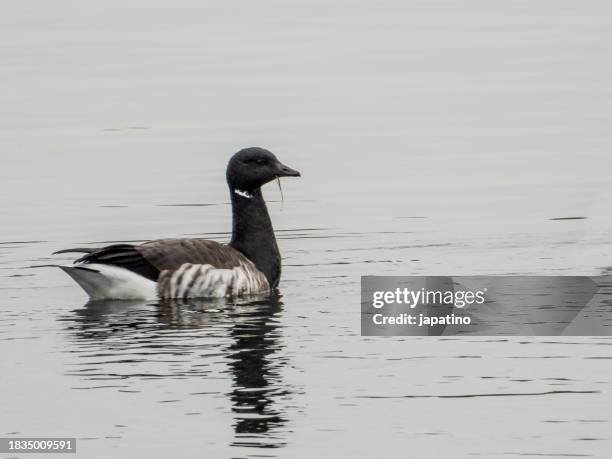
(55, 148, 300, 300)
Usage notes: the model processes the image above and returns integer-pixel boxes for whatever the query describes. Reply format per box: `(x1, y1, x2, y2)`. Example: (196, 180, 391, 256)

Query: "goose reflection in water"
(60, 293, 291, 450)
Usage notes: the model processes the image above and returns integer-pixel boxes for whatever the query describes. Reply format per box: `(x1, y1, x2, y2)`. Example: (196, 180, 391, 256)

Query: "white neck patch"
(234, 189, 253, 199)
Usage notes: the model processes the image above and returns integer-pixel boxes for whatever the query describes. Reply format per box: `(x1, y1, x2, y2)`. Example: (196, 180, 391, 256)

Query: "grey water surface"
(2, 1, 612, 457)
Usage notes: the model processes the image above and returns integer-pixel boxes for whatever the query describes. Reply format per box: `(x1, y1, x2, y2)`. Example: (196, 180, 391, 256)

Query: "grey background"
(2, 1, 612, 458)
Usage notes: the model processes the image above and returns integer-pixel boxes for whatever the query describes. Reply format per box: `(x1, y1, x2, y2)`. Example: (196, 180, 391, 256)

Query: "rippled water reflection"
(60, 295, 293, 449)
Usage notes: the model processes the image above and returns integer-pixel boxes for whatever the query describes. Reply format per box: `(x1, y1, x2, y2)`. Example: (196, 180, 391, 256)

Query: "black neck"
(228, 187, 281, 288)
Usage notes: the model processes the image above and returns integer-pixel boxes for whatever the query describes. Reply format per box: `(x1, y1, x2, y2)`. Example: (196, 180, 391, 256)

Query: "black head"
(226, 147, 300, 191)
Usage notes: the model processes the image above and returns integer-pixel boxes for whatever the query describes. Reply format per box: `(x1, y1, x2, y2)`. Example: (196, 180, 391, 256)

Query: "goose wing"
(137, 239, 247, 272)
(57, 239, 250, 282)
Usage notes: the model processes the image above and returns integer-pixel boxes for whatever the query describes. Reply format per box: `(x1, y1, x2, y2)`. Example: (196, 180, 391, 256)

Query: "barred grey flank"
(157, 261, 270, 299)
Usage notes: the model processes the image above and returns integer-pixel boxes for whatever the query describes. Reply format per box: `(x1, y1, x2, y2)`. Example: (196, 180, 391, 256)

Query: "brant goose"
(54, 147, 300, 300)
